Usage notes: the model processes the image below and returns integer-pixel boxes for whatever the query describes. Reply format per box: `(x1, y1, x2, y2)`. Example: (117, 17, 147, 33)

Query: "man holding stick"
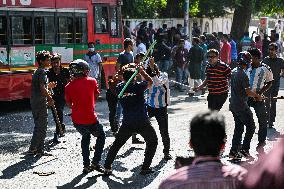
(104, 65, 158, 175)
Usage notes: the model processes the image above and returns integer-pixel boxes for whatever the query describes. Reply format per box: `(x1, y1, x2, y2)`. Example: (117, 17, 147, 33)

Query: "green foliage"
(121, 0, 284, 19)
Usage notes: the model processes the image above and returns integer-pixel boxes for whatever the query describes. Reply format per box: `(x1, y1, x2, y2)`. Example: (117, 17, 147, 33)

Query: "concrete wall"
(124, 15, 233, 39)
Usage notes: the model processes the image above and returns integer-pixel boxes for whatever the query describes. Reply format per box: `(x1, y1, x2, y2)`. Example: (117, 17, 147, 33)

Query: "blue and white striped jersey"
(146, 72, 170, 108)
(246, 63, 273, 93)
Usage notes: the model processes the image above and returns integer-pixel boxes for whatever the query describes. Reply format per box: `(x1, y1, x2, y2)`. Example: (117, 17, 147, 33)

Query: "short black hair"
(223, 34, 229, 40)
(190, 111, 226, 156)
(269, 42, 278, 50)
(36, 50, 51, 65)
(207, 49, 219, 56)
(192, 37, 200, 44)
(248, 48, 261, 59)
(199, 35, 206, 42)
(123, 38, 133, 49)
(123, 67, 136, 81)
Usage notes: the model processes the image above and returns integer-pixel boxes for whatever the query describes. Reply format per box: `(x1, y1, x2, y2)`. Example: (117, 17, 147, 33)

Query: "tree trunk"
(165, 0, 180, 18)
(231, 0, 253, 42)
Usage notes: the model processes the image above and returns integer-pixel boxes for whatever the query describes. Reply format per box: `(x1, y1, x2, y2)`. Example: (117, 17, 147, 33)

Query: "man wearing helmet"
(65, 59, 106, 174)
(229, 51, 264, 159)
(47, 52, 70, 143)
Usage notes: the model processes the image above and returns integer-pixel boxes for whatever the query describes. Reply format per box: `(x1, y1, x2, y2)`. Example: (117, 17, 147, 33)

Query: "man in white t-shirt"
(136, 35, 147, 55)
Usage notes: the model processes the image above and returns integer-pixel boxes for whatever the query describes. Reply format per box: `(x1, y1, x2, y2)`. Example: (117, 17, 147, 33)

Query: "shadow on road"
(102, 159, 167, 189)
(0, 155, 41, 179)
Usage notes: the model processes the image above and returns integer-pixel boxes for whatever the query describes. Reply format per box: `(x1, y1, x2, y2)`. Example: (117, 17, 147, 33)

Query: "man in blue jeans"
(247, 48, 273, 148)
(65, 59, 106, 174)
(229, 51, 264, 159)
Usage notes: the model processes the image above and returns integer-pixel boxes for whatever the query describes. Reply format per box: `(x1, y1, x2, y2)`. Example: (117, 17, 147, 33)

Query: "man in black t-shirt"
(263, 43, 284, 128)
(47, 53, 70, 143)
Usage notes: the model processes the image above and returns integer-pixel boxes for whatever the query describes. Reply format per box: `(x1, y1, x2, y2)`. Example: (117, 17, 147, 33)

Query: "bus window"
(58, 17, 74, 44)
(75, 16, 87, 43)
(11, 16, 32, 45)
(94, 6, 108, 33)
(34, 16, 55, 44)
(110, 7, 119, 37)
(0, 16, 7, 45)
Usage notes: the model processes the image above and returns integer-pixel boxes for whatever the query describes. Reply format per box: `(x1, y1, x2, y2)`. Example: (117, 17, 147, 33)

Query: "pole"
(184, 0, 189, 36)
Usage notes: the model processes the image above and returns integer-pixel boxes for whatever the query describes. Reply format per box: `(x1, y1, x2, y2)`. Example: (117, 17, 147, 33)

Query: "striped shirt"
(206, 61, 231, 94)
(246, 63, 273, 93)
(146, 72, 170, 108)
(159, 158, 246, 189)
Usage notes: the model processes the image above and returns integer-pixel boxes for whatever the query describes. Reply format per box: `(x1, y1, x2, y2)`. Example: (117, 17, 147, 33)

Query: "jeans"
(29, 102, 48, 152)
(147, 106, 170, 154)
(116, 102, 123, 124)
(200, 61, 207, 81)
(51, 96, 65, 134)
(231, 107, 256, 152)
(74, 121, 106, 166)
(207, 93, 228, 111)
(264, 82, 280, 126)
(158, 60, 170, 73)
(248, 98, 267, 143)
(104, 119, 158, 170)
(176, 67, 186, 89)
(106, 90, 118, 132)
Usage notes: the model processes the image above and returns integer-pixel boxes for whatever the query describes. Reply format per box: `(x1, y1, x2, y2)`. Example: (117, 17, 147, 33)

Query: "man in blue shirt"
(104, 66, 158, 175)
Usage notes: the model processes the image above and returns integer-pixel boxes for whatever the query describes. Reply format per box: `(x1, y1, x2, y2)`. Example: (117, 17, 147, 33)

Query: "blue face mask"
(88, 48, 95, 52)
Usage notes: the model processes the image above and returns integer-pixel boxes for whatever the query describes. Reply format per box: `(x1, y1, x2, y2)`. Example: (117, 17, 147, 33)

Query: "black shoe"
(53, 133, 61, 144)
(140, 168, 155, 175)
(90, 163, 105, 173)
(26, 149, 37, 155)
(104, 168, 113, 176)
(132, 138, 145, 144)
(35, 151, 53, 157)
(228, 151, 242, 160)
(83, 165, 93, 174)
(239, 149, 251, 158)
(164, 153, 172, 160)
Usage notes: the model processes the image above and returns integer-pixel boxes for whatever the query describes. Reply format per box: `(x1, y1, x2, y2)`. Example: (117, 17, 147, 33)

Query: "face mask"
(88, 48, 95, 52)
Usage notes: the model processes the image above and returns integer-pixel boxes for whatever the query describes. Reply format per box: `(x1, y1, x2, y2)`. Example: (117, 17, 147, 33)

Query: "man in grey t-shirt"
(28, 51, 54, 156)
(262, 43, 284, 128)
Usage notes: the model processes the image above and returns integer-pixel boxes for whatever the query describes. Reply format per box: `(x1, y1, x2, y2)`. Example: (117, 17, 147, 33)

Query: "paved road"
(0, 78, 284, 189)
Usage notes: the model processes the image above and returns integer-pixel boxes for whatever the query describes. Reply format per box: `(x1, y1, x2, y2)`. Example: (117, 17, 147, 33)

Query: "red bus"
(0, 0, 123, 101)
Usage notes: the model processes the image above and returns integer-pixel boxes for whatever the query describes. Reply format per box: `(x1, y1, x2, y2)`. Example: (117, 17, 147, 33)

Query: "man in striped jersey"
(194, 49, 231, 111)
(247, 48, 273, 149)
(145, 57, 172, 160)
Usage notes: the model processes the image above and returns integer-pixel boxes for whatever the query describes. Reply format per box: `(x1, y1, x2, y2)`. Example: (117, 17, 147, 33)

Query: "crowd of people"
(25, 20, 284, 188)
